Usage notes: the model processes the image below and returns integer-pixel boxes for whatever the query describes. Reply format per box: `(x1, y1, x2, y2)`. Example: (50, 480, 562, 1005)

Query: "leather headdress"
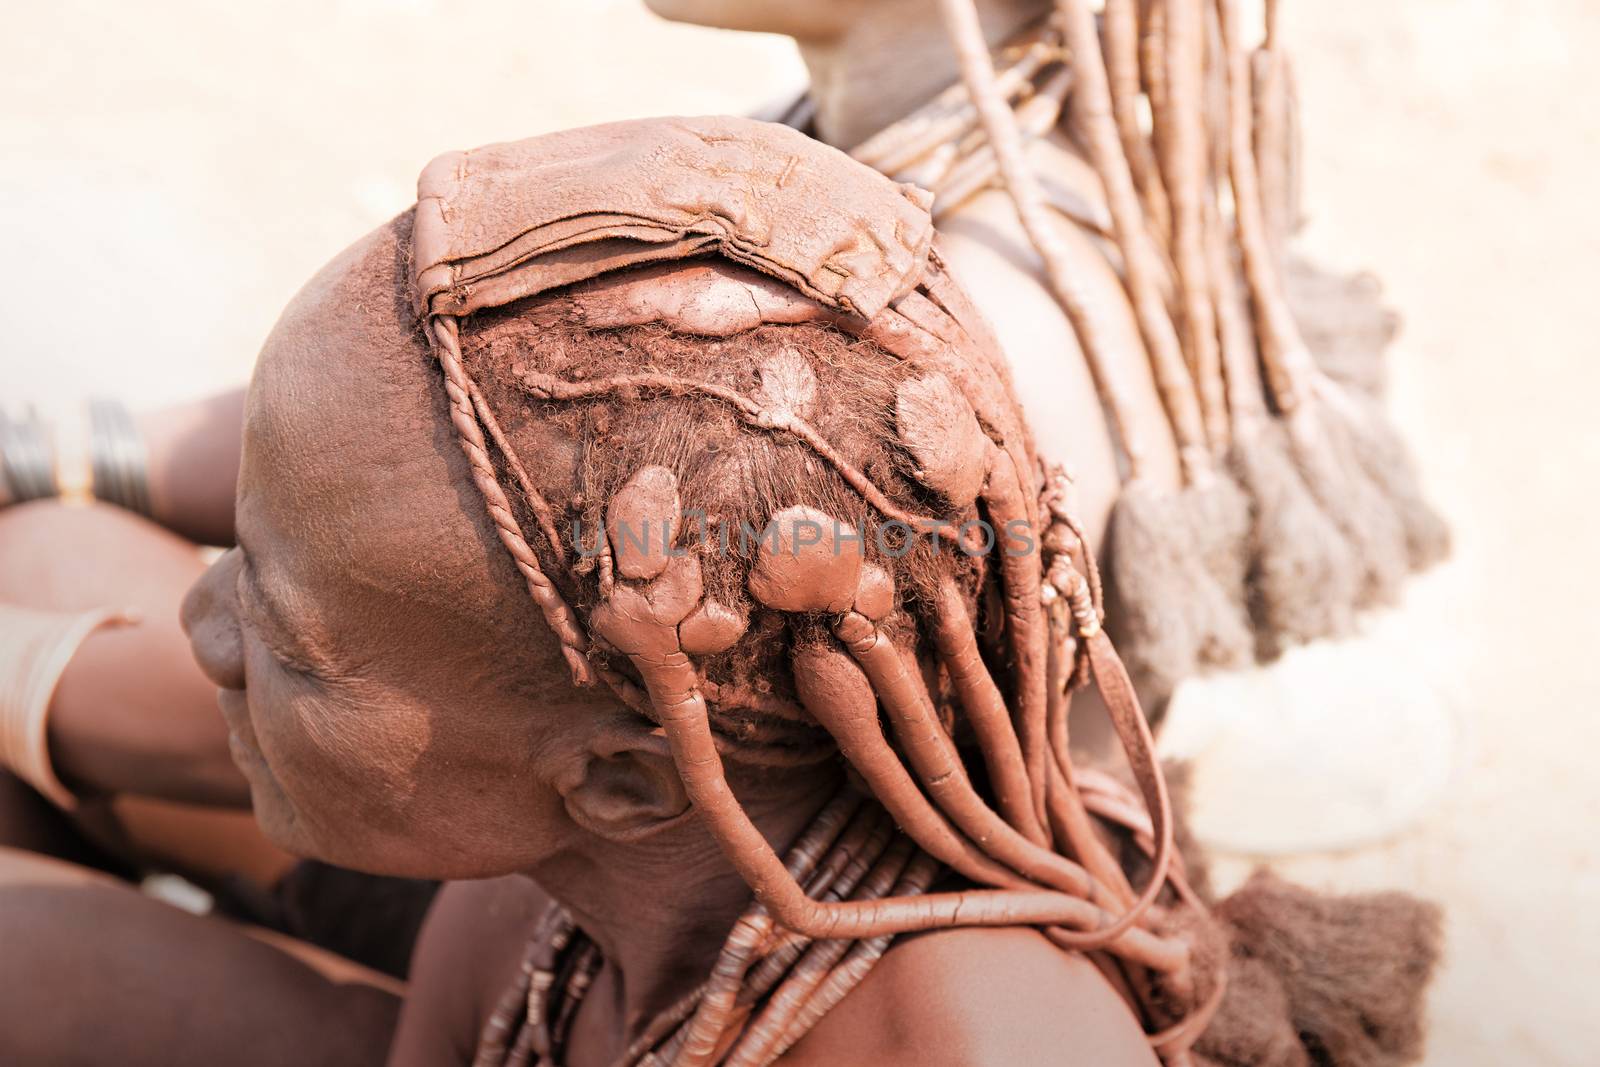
(412, 115, 934, 321)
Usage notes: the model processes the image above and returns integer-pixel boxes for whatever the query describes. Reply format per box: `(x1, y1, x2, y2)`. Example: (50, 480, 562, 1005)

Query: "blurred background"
(4, 1, 1597, 1062)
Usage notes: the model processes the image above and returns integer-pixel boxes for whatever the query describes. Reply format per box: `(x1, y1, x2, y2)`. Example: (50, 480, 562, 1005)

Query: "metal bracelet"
(0, 408, 59, 503)
(89, 398, 153, 517)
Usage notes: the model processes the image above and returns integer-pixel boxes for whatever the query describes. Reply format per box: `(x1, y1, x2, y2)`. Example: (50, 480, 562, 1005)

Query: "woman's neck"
(527, 769, 840, 1060)
(799, 0, 1052, 149)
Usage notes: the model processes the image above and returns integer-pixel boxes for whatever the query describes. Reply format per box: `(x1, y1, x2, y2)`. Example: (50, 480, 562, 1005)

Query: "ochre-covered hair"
(431, 242, 1225, 1064)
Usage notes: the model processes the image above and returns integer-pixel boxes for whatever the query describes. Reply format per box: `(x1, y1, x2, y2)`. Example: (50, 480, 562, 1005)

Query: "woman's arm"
(0, 500, 248, 806)
(0, 846, 399, 1067)
(141, 387, 247, 546)
(2, 387, 246, 545)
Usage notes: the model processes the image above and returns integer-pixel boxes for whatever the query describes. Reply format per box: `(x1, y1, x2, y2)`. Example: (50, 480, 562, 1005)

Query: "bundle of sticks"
(830, 0, 1448, 700)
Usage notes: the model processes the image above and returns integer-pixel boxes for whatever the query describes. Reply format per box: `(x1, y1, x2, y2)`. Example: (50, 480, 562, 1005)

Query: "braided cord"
(429, 316, 593, 686)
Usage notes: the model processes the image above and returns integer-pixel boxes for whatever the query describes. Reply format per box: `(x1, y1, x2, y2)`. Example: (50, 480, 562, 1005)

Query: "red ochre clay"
(607, 465, 682, 581)
(895, 373, 991, 507)
(678, 598, 749, 655)
(746, 505, 865, 614)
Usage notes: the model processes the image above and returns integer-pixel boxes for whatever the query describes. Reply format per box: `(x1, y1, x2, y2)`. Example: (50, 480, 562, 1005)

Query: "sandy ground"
(4, 1, 1597, 1063)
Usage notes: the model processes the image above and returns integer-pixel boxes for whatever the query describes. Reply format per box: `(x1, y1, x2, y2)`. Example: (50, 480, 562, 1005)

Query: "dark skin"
(0, 845, 398, 1067)
(2, 216, 1157, 1064)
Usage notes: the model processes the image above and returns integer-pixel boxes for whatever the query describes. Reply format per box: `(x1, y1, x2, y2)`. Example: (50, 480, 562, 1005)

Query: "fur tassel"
(1208, 871, 1443, 1067)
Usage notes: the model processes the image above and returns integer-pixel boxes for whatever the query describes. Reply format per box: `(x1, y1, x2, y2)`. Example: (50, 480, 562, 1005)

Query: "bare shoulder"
(781, 926, 1159, 1067)
(388, 875, 550, 1067)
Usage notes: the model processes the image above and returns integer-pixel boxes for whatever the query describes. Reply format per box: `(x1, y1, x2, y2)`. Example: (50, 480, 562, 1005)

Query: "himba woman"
(0, 101, 1438, 1066)
(0, 0, 1445, 924)
(0, 2, 1446, 1067)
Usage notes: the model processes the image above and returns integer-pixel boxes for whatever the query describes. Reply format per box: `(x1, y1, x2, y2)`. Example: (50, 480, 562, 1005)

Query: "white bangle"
(0, 603, 136, 809)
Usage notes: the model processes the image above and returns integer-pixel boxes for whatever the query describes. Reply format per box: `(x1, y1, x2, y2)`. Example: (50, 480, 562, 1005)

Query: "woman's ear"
(560, 719, 693, 842)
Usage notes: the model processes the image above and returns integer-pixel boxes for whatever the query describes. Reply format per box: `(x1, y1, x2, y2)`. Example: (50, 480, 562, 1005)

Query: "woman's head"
(183, 214, 607, 877)
(182, 210, 1000, 880)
